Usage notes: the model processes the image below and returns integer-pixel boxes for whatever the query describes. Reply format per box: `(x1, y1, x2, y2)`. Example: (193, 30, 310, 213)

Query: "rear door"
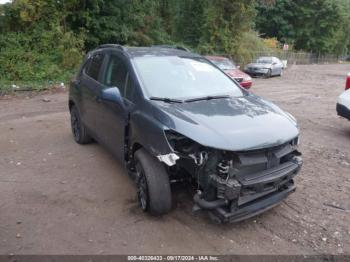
(79, 53, 106, 134)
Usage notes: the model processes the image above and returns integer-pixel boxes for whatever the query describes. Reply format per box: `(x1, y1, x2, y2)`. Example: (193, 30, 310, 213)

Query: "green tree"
(0, 0, 85, 83)
(199, 0, 256, 56)
(67, 0, 170, 49)
(256, 0, 350, 55)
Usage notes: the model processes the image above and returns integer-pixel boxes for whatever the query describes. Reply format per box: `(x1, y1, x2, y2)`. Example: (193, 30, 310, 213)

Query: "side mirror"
(101, 87, 122, 104)
(272, 62, 277, 65)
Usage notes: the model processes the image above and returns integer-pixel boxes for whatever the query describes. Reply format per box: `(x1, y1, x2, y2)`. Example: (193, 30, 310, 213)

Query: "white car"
(336, 73, 350, 120)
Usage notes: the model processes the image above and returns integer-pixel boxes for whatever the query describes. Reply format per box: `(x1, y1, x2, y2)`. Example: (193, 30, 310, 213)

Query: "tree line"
(0, 0, 349, 85)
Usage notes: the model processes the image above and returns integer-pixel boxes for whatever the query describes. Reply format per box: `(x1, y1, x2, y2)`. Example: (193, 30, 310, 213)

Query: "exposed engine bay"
(164, 130, 303, 223)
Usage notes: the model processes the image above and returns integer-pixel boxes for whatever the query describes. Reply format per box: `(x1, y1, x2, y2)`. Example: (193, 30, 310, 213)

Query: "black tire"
(70, 106, 92, 144)
(265, 69, 272, 78)
(134, 149, 172, 216)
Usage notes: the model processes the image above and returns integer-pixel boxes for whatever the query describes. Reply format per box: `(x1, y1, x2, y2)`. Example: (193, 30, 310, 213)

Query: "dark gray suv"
(69, 44, 302, 223)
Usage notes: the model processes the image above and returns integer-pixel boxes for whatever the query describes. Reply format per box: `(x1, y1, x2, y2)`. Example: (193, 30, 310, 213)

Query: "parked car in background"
(336, 73, 350, 121)
(245, 56, 284, 78)
(206, 56, 252, 89)
(69, 44, 302, 223)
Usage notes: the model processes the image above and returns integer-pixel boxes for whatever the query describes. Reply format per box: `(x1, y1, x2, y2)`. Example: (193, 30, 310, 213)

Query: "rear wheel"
(70, 106, 92, 144)
(134, 149, 172, 215)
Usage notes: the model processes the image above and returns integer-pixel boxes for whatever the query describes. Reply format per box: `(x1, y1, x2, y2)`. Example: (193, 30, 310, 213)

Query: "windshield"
(209, 58, 236, 70)
(133, 56, 243, 100)
(256, 57, 273, 64)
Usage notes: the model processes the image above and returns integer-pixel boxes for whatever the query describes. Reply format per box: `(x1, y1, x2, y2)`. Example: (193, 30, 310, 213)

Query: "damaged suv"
(69, 45, 302, 223)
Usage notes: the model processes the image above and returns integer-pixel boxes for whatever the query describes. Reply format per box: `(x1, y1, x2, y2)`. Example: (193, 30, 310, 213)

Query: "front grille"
(229, 142, 301, 205)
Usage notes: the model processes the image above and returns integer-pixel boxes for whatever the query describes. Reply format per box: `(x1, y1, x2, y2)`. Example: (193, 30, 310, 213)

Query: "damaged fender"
(128, 103, 177, 164)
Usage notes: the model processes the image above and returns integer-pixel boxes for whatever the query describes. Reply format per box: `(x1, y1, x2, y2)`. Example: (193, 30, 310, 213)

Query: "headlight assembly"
(164, 130, 201, 155)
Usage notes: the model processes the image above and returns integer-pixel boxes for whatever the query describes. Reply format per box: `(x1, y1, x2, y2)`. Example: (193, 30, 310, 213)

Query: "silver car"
(245, 56, 284, 78)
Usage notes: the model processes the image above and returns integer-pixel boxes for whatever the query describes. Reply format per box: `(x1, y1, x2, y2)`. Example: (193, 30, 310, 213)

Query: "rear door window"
(86, 53, 104, 81)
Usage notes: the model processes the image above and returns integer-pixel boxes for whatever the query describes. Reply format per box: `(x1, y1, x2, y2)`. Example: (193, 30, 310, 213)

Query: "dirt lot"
(0, 64, 349, 255)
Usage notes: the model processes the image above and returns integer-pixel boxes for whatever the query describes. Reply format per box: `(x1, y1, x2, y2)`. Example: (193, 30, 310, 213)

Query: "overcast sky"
(0, 0, 11, 4)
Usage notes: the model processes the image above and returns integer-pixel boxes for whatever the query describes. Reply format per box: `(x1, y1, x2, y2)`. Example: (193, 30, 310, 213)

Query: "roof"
(92, 44, 201, 58)
(205, 55, 229, 61)
(125, 47, 200, 58)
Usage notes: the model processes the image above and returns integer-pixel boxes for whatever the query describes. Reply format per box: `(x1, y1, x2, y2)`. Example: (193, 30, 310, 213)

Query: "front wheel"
(134, 149, 172, 216)
(265, 69, 272, 78)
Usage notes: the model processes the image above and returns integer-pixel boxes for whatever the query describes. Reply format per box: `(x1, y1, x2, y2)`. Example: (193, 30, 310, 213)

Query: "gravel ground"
(0, 64, 349, 255)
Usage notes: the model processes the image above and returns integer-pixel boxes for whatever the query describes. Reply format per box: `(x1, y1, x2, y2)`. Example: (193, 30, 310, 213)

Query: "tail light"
(346, 73, 350, 90)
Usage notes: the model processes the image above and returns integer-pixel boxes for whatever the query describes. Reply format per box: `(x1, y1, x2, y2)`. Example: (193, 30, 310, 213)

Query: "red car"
(206, 56, 252, 89)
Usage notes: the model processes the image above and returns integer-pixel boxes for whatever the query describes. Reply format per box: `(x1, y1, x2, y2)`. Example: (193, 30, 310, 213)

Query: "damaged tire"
(135, 148, 172, 216)
(70, 106, 92, 144)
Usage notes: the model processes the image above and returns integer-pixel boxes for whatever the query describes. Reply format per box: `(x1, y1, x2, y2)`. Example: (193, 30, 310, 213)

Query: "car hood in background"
(224, 69, 250, 79)
(247, 63, 272, 69)
(151, 94, 299, 151)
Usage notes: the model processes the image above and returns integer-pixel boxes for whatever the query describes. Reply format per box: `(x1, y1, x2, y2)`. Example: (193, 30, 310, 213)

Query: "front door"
(94, 53, 131, 160)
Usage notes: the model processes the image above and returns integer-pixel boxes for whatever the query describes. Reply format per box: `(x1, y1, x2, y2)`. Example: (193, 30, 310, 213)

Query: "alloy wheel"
(136, 163, 148, 211)
(71, 110, 81, 142)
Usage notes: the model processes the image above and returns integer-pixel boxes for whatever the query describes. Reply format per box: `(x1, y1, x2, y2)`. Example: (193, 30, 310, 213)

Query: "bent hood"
(152, 94, 299, 151)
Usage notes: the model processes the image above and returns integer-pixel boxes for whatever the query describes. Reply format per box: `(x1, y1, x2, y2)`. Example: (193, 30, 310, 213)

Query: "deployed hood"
(151, 94, 299, 151)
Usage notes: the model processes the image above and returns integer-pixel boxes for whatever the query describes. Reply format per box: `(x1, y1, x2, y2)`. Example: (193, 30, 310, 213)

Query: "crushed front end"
(165, 131, 302, 223)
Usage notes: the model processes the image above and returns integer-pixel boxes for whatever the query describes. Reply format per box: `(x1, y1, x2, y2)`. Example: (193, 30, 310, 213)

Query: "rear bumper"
(336, 103, 350, 120)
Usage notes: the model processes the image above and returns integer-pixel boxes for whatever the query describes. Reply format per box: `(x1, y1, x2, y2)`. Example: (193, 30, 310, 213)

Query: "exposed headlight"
(164, 130, 208, 165)
(164, 130, 201, 154)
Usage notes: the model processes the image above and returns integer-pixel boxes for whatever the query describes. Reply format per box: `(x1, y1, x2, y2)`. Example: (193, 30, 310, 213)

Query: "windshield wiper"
(149, 97, 183, 103)
(184, 95, 230, 103)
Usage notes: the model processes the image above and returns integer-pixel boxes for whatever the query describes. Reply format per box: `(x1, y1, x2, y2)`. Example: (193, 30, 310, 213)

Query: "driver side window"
(103, 55, 128, 95)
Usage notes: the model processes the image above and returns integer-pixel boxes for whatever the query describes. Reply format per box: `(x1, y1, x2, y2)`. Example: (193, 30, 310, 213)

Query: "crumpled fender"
(129, 104, 179, 166)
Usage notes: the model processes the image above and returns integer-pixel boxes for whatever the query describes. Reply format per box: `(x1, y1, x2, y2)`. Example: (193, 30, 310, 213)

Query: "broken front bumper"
(212, 182, 295, 223)
(194, 156, 302, 223)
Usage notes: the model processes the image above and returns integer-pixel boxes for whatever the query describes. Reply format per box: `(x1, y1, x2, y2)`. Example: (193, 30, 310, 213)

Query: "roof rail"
(152, 45, 190, 52)
(97, 44, 125, 51)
